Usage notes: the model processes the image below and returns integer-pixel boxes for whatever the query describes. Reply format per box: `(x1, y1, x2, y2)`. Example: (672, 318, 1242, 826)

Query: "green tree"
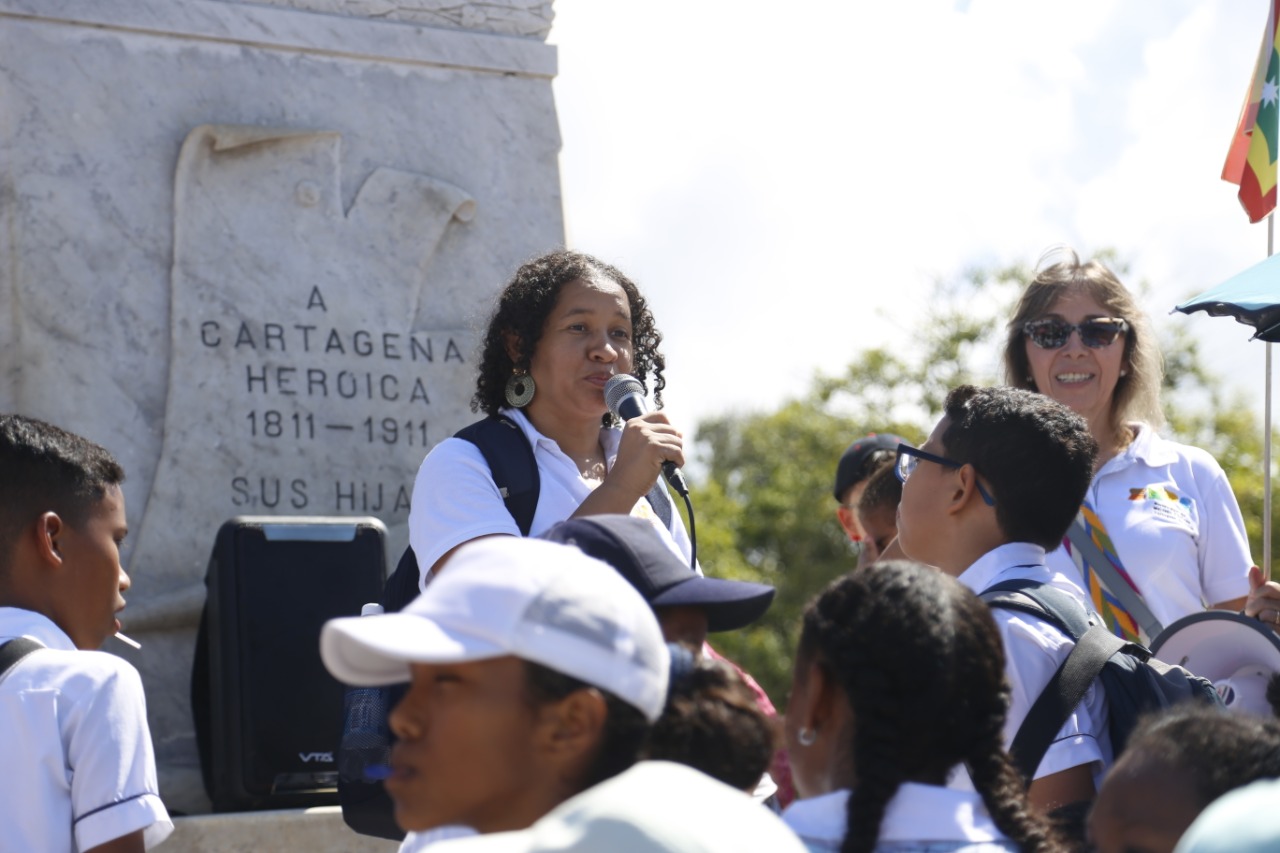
(695, 256, 1277, 706)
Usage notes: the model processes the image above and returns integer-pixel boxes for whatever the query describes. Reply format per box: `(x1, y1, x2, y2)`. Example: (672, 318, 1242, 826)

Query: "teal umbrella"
(1176, 255, 1280, 571)
(1176, 251, 1280, 341)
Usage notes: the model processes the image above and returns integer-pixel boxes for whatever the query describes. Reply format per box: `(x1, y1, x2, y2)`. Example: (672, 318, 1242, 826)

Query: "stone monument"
(0, 0, 563, 826)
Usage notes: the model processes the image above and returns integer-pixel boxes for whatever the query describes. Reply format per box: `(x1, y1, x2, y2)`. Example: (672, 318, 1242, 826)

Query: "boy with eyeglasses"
(894, 384, 1110, 816)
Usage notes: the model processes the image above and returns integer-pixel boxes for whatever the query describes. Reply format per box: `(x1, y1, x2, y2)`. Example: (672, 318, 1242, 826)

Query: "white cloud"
(551, 0, 1277, 432)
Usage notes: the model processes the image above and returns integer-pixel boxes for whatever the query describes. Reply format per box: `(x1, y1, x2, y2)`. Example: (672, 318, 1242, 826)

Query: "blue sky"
(550, 1, 1274, 443)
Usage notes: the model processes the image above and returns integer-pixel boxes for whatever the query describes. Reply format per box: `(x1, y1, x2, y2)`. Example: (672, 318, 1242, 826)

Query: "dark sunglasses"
(1022, 317, 1129, 350)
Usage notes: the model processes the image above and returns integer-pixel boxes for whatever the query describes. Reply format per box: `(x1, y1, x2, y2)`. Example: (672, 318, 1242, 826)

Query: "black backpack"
(0, 637, 41, 679)
(378, 415, 540, 614)
(337, 414, 540, 840)
(981, 579, 1222, 785)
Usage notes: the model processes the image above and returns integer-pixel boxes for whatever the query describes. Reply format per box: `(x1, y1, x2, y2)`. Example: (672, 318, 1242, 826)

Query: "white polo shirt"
(783, 785, 1015, 850)
(1045, 425, 1252, 628)
(952, 543, 1111, 789)
(0, 608, 172, 853)
(399, 825, 477, 851)
(409, 408, 693, 586)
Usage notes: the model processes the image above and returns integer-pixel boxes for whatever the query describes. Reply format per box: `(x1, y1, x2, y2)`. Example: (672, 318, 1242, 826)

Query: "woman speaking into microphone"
(407, 250, 692, 581)
(402, 250, 791, 822)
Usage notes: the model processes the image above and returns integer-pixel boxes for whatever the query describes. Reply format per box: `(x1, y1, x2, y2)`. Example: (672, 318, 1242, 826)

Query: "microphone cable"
(680, 486, 696, 572)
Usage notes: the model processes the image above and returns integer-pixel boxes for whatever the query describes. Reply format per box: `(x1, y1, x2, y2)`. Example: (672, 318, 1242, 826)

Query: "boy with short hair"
(832, 432, 902, 544)
(853, 459, 902, 568)
(1088, 704, 1280, 853)
(895, 385, 1110, 811)
(0, 414, 172, 853)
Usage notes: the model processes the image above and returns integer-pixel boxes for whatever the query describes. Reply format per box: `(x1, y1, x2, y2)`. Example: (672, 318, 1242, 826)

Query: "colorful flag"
(1224, 0, 1280, 224)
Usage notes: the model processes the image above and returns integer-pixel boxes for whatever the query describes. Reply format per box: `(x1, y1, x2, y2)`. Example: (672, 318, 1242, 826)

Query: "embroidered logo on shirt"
(1128, 486, 1191, 507)
(1128, 484, 1195, 531)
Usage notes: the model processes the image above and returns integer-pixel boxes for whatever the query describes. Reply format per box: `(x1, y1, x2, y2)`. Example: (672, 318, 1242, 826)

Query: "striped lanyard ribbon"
(1064, 501, 1146, 644)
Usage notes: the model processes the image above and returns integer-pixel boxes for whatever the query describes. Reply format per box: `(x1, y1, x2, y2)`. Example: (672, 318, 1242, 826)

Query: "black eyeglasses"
(894, 443, 995, 506)
(1022, 317, 1129, 350)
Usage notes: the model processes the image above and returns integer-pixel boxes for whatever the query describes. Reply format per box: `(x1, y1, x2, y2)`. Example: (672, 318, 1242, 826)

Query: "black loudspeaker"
(192, 516, 386, 812)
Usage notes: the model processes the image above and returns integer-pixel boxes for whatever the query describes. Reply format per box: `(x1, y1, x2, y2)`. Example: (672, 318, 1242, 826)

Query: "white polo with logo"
(1045, 424, 1253, 628)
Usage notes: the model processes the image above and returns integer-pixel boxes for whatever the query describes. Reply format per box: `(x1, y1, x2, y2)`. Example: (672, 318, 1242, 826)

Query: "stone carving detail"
(127, 124, 477, 626)
(230, 0, 554, 39)
(0, 2, 565, 814)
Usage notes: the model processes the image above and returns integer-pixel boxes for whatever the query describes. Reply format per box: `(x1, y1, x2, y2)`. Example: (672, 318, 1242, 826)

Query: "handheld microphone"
(604, 374, 689, 497)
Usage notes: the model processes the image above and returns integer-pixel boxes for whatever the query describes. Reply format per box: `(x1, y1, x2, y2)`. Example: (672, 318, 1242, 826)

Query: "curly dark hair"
(0, 414, 124, 577)
(472, 250, 666, 426)
(797, 561, 1063, 853)
(645, 651, 776, 792)
(942, 385, 1097, 549)
(1114, 704, 1280, 811)
(856, 458, 901, 518)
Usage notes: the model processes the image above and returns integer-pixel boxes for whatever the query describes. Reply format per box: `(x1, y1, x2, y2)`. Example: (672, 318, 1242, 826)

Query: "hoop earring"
(797, 727, 817, 747)
(505, 369, 535, 408)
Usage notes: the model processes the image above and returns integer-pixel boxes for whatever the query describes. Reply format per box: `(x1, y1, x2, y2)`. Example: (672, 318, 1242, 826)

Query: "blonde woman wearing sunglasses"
(1002, 247, 1274, 640)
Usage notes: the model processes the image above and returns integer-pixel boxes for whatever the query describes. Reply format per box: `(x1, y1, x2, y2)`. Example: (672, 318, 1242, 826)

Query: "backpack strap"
(0, 637, 42, 679)
(980, 579, 1113, 784)
(455, 414, 540, 536)
(456, 413, 673, 533)
(382, 415, 541, 613)
(1004, 625, 1124, 783)
(1065, 518, 1164, 641)
(980, 577, 1093, 641)
(380, 543, 425, 614)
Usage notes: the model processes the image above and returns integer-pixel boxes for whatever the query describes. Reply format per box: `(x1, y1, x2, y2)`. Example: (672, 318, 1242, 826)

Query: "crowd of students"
(5, 247, 1280, 852)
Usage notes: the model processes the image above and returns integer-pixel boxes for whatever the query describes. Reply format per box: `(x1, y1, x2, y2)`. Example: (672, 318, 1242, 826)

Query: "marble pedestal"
(0, 0, 563, 813)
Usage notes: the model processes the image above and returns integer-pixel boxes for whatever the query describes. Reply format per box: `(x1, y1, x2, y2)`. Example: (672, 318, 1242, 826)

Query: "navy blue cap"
(538, 515, 775, 633)
(833, 433, 904, 501)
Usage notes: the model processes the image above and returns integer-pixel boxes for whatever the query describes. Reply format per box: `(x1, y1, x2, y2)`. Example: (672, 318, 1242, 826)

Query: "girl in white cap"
(322, 537, 669, 840)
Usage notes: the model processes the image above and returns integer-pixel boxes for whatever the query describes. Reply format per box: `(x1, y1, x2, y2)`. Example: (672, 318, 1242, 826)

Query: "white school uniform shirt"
(0, 608, 172, 853)
(783, 785, 1016, 852)
(1045, 424, 1252, 629)
(399, 825, 478, 851)
(951, 543, 1111, 790)
(409, 407, 694, 586)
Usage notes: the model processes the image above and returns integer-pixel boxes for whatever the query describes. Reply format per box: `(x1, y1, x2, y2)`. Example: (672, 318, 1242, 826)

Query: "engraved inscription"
(134, 125, 478, 589)
(208, 286, 469, 514)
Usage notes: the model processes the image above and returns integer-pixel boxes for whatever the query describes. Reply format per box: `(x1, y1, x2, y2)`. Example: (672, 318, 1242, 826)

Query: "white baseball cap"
(426, 761, 808, 853)
(320, 536, 670, 721)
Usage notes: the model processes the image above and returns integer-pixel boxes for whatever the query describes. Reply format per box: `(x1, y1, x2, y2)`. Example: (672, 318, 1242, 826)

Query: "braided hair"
(796, 561, 1062, 853)
(472, 250, 666, 425)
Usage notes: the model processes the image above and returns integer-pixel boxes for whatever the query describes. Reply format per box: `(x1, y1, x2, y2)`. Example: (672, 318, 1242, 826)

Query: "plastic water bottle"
(338, 603, 392, 784)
